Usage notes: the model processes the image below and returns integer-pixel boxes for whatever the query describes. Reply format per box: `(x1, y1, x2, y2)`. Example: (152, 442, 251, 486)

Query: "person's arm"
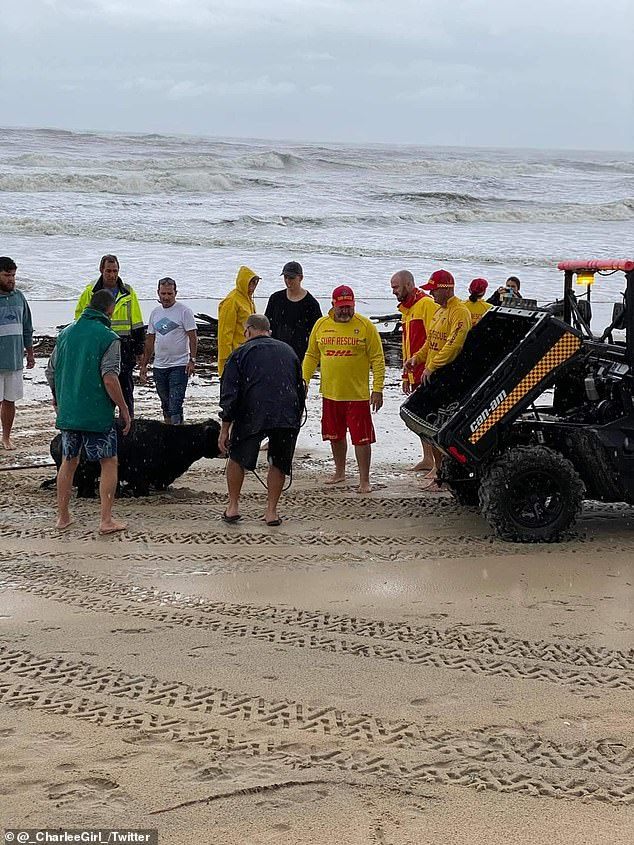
(427, 310, 470, 372)
(103, 374, 131, 435)
(264, 295, 276, 334)
(367, 323, 385, 412)
(101, 339, 130, 433)
(217, 299, 237, 378)
(218, 420, 232, 456)
(139, 334, 155, 384)
(45, 346, 57, 406)
(22, 295, 35, 369)
(404, 340, 428, 371)
(186, 329, 198, 376)
(301, 322, 321, 388)
(218, 353, 240, 424)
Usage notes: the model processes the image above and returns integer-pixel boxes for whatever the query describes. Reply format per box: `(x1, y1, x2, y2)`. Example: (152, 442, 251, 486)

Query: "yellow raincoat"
(217, 265, 259, 377)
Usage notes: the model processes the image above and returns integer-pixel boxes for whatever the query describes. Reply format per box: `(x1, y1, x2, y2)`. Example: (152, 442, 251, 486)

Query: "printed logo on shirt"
(154, 317, 180, 335)
(0, 306, 20, 326)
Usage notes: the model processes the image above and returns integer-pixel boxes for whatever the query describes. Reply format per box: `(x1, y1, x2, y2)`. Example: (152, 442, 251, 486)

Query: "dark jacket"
(220, 336, 305, 440)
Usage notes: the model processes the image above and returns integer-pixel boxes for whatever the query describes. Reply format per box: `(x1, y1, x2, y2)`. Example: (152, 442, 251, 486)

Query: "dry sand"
(1, 365, 633, 844)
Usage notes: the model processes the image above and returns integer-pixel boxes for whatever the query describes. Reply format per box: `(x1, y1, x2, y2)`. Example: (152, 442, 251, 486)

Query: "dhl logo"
(469, 333, 581, 444)
(325, 349, 354, 356)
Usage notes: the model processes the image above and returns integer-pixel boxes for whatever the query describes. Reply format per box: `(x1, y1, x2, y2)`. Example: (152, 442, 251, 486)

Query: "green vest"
(55, 308, 120, 433)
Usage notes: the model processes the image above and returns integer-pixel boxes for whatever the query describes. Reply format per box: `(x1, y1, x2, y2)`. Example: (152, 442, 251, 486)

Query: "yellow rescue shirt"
(463, 297, 492, 326)
(413, 296, 471, 373)
(303, 311, 385, 401)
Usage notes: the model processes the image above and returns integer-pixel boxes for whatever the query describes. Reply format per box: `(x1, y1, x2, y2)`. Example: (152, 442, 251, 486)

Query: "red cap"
(332, 285, 355, 307)
(469, 277, 488, 295)
(422, 269, 455, 291)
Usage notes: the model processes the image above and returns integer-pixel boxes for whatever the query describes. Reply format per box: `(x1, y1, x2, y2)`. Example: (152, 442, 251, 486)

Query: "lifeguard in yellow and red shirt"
(464, 277, 492, 326)
(303, 285, 385, 493)
(390, 269, 438, 473)
(404, 269, 472, 491)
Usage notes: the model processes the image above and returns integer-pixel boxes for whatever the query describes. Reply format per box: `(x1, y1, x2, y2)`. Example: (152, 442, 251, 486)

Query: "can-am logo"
(469, 389, 508, 433)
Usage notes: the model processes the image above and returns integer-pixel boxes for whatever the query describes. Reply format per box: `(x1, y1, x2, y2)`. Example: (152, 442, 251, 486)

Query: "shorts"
(61, 425, 118, 462)
(0, 370, 23, 402)
(322, 398, 375, 446)
(229, 428, 298, 476)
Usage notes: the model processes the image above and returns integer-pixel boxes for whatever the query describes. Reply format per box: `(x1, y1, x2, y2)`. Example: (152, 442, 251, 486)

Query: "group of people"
(0, 251, 521, 530)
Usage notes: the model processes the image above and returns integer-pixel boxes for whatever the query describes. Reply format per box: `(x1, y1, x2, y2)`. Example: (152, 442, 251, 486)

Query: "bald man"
(390, 269, 437, 473)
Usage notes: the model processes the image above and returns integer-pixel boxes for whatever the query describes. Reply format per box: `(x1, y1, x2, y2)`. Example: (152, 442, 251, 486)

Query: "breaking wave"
(0, 170, 275, 194)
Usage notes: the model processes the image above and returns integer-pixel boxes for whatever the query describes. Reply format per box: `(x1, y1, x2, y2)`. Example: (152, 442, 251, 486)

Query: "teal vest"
(55, 308, 120, 433)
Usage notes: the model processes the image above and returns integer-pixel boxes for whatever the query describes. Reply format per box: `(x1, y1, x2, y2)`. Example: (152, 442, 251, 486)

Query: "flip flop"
(222, 511, 242, 524)
(265, 518, 282, 527)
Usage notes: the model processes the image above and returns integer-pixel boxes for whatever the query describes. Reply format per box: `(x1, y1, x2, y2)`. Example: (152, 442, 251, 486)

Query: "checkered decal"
(469, 332, 581, 444)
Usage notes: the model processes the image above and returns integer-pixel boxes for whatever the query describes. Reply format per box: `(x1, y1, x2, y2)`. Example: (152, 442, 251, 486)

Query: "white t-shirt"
(147, 302, 197, 368)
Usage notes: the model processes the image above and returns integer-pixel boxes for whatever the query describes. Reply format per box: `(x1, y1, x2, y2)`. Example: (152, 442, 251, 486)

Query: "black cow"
(47, 418, 221, 497)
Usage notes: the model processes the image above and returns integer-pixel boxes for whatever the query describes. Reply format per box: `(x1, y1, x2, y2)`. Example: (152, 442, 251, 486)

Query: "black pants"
(119, 363, 135, 417)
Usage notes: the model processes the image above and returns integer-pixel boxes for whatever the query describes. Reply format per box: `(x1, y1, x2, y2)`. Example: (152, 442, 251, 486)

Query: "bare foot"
(420, 478, 448, 494)
(55, 517, 74, 530)
(99, 520, 127, 535)
(1, 438, 15, 451)
(408, 458, 434, 472)
(324, 474, 346, 485)
(356, 481, 372, 494)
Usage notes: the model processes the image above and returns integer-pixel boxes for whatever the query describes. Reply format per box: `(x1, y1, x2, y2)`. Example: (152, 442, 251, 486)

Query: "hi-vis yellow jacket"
(75, 279, 145, 355)
(412, 296, 471, 374)
(302, 310, 385, 402)
(217, 265, 258, 377)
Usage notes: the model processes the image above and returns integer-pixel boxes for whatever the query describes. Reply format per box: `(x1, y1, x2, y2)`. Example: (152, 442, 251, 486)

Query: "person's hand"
(119, 407, 131, 436)
(135, 354, 144, 368)
(218, 429, 230, 456)
(25, 351, 35, 369)
(421, 368, 434, 385)
(186, 360, 196, 377)
(403, 356, 417, 373)
(497, 286, 507, 295)
(402, 379, 412, 395)
(370, 391, 383, 412)
(139, 365, 147, 386)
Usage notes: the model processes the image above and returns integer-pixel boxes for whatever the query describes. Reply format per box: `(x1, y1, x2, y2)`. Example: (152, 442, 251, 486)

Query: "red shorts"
(322, 398, 376, 446)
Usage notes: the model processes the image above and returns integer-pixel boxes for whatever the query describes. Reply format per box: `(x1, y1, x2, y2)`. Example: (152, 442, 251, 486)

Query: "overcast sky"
(2, 0, 632, 150)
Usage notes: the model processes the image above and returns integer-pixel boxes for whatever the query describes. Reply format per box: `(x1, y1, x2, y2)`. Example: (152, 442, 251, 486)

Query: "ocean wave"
(0, 170, 275, 195)
(0, 215, 603, 269)
(233, 151, 303, 169)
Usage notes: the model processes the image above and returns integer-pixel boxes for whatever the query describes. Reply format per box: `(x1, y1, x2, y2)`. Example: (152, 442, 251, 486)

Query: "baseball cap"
(332, 285, 355, 307)
(422, 269, 455, 291)
(469, 277, 488, 295)
(281, 261, 303, 277)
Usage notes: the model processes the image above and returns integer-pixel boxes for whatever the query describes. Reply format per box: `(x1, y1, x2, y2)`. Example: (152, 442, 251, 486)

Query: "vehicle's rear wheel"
(479, 445, 584, 542)
(440, 458, 479, 507)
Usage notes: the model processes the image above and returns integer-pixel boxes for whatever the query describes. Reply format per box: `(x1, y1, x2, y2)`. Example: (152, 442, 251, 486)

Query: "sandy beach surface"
(1, 363, 633, 844)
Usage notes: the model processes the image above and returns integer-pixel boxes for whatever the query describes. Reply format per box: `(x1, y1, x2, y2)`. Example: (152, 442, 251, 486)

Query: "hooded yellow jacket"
(217, 265, 258, 377)
(303, 311, 385, 401)
(412, 296, 471, 373)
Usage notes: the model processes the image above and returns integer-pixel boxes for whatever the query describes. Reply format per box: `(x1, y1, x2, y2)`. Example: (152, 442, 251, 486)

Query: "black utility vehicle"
(400, 260, 634, 542)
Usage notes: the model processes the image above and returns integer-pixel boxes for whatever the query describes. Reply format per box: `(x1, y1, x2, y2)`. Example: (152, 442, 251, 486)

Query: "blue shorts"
(61, 425, 118, 462)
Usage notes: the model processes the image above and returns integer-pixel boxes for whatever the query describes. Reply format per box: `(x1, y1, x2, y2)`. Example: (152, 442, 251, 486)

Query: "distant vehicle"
(401, 260, 634, 542)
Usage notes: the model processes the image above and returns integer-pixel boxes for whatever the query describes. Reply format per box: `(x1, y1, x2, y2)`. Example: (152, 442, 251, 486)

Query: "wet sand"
(1, 367, 633, 844)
